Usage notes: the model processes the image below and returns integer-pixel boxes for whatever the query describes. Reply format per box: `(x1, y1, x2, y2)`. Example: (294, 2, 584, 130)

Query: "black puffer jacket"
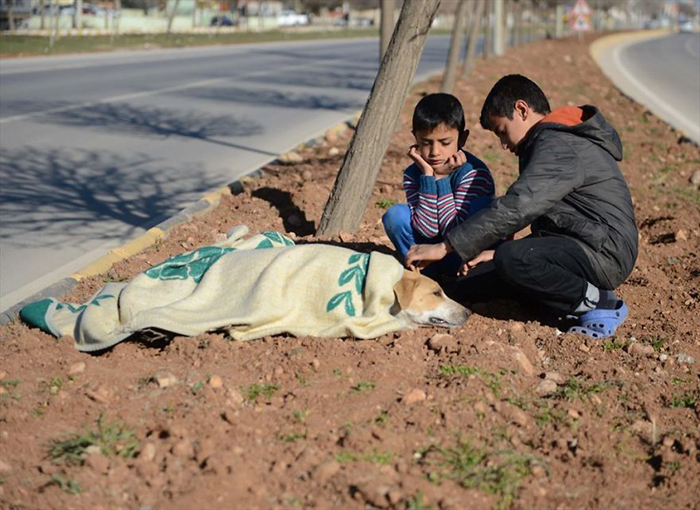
(446, 105, 638, 289)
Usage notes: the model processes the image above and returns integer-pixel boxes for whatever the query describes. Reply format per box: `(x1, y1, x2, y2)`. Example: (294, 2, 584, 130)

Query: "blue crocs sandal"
(568, 300, 628, 339)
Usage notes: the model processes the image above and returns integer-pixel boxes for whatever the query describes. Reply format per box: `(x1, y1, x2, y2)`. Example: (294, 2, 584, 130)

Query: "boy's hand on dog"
(405, 242, 450, 269)
(458, 250, 495, 276)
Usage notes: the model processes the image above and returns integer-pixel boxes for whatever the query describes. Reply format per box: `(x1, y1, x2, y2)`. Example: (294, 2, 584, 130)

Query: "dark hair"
(412, 93, 465, 134)
(479, 74, 551, 130)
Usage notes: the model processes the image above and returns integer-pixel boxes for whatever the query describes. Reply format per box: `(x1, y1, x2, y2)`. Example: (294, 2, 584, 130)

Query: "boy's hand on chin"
(434, 150, 467, 177)
(407, 145, 434, 176)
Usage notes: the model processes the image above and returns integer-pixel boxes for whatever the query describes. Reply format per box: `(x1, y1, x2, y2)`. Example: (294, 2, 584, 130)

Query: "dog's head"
(391, 269, 470, 328)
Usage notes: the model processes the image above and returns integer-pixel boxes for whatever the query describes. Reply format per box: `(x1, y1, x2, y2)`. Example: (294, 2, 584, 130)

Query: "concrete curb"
(0, 116, 360, 326)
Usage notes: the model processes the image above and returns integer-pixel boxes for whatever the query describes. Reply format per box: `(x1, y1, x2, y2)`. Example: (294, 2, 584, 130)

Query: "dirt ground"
(1, 33, 699, 510)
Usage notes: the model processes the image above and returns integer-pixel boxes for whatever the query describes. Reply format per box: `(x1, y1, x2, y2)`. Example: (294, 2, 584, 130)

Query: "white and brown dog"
(391, 269, 470, 328)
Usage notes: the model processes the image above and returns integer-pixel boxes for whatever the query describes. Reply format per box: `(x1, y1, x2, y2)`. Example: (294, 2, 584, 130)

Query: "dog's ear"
(394, 270, 419, 310)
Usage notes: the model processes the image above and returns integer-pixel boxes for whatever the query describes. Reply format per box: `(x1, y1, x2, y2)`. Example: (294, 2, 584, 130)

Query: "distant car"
(210, 15, 236, 27)
(277, 10, 309, 27)
(679, 20, 697, 33)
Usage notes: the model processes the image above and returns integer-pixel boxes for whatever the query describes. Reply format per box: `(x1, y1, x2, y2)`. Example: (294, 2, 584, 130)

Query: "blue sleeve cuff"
(418, 174, 437, 194)
(436, 177, 453, 197)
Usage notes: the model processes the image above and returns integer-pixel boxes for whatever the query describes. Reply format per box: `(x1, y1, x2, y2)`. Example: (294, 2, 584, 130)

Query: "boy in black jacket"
(405, 74, 638, 338)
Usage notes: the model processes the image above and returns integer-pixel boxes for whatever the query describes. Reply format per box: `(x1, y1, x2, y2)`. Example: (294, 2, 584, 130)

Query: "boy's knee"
(493, 241, 523, 283)
(382, 204, 410, 231)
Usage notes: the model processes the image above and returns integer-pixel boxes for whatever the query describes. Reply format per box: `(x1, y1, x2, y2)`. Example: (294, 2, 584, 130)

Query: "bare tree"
(379, 0, 394, 61)
(74, 0, 83, 29)
(40, 0, 46, 30)
(167, 0, 181, 34)
(460, 0, 485, 77)
(483, 0, 492, 59)
(318, 0, 442, 236)
(441, 0, 468, 93)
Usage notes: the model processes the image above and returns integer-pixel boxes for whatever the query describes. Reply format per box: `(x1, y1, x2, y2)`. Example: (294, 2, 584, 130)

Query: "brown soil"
(1, 33, 699, 510)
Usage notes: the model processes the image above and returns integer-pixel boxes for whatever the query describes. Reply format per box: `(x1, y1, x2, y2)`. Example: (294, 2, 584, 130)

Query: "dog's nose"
(462, 308, 471, 322)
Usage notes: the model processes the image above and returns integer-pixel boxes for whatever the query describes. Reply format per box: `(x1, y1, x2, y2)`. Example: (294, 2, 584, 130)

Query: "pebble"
(0, 460, 11, 474)
(280, 151, 303, 164)
(311, 359, 321, 370)
(531, 464, 546, 477)
(328, 147, 340, 156)
(577, 342, 590, 353)
(512, 348, 535, 376)
(313, 460, 341, 484)
(69, 362, 86, 375)
(209, 375, 223, 389)
(0, 371, 7, 380)
(676, 229, 687, 242)
(568, 408, 581, 419)
(535, 379, 558, 397)
(156, 374, 178, 388)
(676, 353, 695, 364)
(473, 401, 489, 414)
(690, 169, 700, 187)
(172, 439, 195, 460)
(427, 333, 456, 354)
(85, 386, 111, 404)
(140, 443, 156, 462)
(628, 343, 655, 356)
(544, 372, 565, 384)
(301, 170, 312, 180)
(659, 354, 668, 362)
(402, 389, 427, 405)
(227, 388, 244, 407)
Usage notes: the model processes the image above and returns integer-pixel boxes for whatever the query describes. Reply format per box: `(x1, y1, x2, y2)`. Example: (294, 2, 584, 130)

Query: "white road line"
(612, 40, 700, 143)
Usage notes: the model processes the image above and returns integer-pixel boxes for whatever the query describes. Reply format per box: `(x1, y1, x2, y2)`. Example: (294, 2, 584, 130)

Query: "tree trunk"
(483, 0, 491, 59)
(8, 4, 15, 31)
(440, 0, 468, 93)
(318, 0, 441, 236)
(40, 0, 46, 30)
(74, 0, 82, 30)
(50, 0, 60, 47)
(111, 0, 121, 42)
(460, 0, 485, 78)
(514, 0, 522, 46)
(167, 0, 181, 34)
(379, 0, 394, 62)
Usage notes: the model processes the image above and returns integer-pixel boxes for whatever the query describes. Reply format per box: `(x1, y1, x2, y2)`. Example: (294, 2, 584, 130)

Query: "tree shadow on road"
(37, 103, 278, 157)
(178, 85, 365, 112)
(0, 146, 222, 248)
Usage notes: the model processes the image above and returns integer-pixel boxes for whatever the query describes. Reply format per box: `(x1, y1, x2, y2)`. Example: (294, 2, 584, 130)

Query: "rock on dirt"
(156, 374, 178, 388)
(313, 460, 341, 485)
(512, 347, 535, 376)
(535, 379, 558, 397)
(68, 361, 86, 375)
(402, 389, 426, 405)
(427, 333, 457, 354)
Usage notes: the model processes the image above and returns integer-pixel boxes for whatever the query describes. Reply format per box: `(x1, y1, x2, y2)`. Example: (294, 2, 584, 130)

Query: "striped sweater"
(404, 150, 495, 239)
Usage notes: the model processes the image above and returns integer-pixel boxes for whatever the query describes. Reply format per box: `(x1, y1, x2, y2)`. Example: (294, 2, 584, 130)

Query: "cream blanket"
(20, 227, 407, 351)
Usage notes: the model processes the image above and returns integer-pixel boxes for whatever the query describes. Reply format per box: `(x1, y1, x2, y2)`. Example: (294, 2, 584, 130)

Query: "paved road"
(0, 36, 455, 311)
(600, 32, 700, 144)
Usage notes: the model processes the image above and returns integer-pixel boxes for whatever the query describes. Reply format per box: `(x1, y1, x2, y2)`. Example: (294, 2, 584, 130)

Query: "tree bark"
(483, 0, 492, 59)
(8, 4, 15, 31)
(379, 0, 394, 62)
(460, 0, 485, 78)
(318, 0, 441, 236)
(167, 0, 181, 34)
(40, 0, 46, 30)
(440, 0, 468, 93)
(75, 0, 82, 30)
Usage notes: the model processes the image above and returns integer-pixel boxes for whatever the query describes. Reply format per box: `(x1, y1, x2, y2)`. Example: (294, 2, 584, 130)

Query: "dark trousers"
(444, 236, 606, 315)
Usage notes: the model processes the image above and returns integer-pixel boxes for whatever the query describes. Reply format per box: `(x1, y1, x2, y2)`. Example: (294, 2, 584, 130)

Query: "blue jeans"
(382, 204, 462, 278)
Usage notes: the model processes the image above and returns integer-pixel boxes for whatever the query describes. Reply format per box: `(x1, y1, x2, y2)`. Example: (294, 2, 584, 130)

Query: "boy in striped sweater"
(382, 93, 495, 278)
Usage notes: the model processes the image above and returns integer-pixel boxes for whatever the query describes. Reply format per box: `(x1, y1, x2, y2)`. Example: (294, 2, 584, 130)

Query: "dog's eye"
(433, 290, 442, 297)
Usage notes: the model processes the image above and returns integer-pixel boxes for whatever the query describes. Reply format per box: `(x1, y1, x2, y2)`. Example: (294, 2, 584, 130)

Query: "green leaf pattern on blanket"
(56, 294, 115, 315)
(144, 247, 236, 283)
(326, 253, 370, 317)
(145, 231, 294, 283)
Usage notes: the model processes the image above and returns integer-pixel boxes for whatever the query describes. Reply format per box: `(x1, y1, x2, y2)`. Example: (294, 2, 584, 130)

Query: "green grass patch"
(406, 492, 433, 510)
(423, 439, 535, 510)
(553, 378, 613, 402)
(650, 336, 665, 353)
(602, 339, 626, 352)
(671, 186, 700, 206)
(278, 431, 306, 443)
(375, 198, 398, 209)
(293, 409, 310, 423)
(241, 383, 279, 402)
(350, 381, 375, 394)
(670, 392, 696, 409)
(334, 448, 394, 465)
(439, 365, 504, 398)
(47, 414, 139, 465)
(46, 473, 82, 495)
